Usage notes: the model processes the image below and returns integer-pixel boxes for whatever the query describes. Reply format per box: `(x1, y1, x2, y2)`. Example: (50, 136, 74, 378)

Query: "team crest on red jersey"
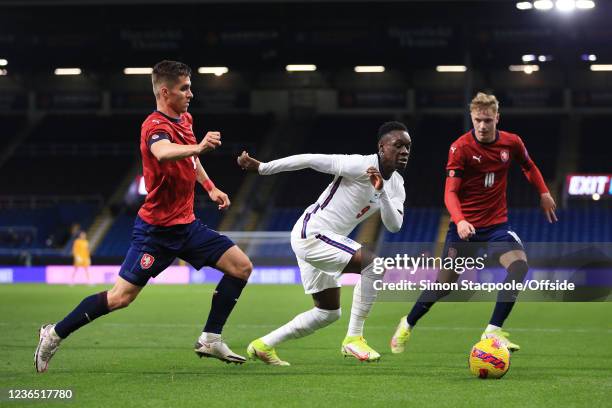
(500, 150, 509, 163)
(140, 253, 155, 269)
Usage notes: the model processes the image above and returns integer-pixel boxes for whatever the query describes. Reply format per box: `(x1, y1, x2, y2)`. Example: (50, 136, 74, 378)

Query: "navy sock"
(407, 281, 452, 327)
(55, 291, 110, 339)
(489, 260, 529, 327)
(203, 275, 247, 334)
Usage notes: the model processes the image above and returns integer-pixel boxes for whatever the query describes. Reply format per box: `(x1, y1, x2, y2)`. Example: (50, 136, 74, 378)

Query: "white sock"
(402, 317, 412, 331)
(347, 263, 380, 337)
(200, 332, 221, 342)
(485, 324, 501, 333)
(50, 326, 62, 342)
(261, 307, 341, 347)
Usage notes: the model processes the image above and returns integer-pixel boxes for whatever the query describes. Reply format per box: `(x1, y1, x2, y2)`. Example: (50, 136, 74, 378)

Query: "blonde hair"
(470, 92, 499, 113)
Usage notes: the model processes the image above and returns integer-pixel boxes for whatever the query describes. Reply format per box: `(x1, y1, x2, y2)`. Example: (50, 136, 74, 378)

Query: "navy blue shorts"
(442, 222, 524, 261)
(119, 216, 235, 287)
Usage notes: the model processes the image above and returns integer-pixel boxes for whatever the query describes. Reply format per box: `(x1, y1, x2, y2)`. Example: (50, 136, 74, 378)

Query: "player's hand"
(197, 131, 221, 154)
(457, 220, 476, 240)
(209, 187, 231, 210)
(367, 167, 383, 190)
(237, 151, 261, 172)
(540, 192, 558, 223)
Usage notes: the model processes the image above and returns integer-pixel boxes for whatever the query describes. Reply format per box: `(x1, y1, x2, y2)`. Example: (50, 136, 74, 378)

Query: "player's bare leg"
(106, 277, 144, 310)
(482, 250, 528, 351)
(195, 245, 251, 364)
(35, 277, 142, 372)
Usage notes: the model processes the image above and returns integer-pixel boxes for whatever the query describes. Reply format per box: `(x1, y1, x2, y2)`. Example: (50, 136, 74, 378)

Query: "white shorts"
(291, 231, 362, 294)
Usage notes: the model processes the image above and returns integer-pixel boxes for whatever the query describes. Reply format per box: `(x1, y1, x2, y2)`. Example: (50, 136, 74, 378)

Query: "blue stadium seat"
(510, 207, 612, 242)
(0, 204, 97, 249)
(381, 208, 442, 243)
(94, 213, 135, 257)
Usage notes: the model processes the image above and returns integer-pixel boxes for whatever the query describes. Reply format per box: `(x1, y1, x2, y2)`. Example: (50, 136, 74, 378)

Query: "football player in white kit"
(237, 121, 411, 365)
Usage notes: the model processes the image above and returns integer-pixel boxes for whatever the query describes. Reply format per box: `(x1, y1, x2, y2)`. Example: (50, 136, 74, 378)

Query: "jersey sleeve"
(444, 142, 466, 223)
(258, 154, 369, 179)
(143, 121, 174, 150)
(334, 154, 371, 179)
(379, 177, 405, 233)
(147, 133, 171, 148)
(446, 142, 465, 177)
(512, 134, 531, 166)
(387, 177, 406, 210)
(513, 135, 549, 194)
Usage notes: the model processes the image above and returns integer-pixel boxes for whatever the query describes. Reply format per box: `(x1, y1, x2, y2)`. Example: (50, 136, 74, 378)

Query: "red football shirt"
(445, 130, 547, 228)
(138, 111, 197, 226)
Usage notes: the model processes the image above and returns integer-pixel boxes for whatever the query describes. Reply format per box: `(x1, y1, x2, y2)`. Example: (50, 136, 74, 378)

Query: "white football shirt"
(258, 153, 405, 238)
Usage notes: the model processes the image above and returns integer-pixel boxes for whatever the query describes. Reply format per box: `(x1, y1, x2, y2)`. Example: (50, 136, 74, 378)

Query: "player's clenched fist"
(198, 131, 221, 154)
(237, 151, 261, 171)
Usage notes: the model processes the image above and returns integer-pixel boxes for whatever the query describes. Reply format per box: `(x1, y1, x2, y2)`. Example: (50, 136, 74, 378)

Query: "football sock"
(406, 281, 452, 327)
(347, 263, 379, 337)
(485, 324, 501, 333)
(489, 260, 529, 327)
(54, 291, 110, 339)
(203, 275, 247, 334)
(199, 332, 221, 343)
(261, 307, 341, 347)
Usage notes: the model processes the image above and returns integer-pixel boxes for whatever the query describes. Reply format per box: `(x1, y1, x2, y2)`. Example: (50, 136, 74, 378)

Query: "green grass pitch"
(1, 284, 611, 407)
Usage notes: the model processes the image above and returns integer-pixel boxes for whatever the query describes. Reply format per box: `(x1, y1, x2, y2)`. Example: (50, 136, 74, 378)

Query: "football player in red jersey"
(35, 61, 252, 372)
(391, 92, 558, 354)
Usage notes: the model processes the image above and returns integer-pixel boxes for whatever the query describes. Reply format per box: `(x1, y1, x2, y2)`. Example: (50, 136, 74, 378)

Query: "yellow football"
(468, 338, 511, 379)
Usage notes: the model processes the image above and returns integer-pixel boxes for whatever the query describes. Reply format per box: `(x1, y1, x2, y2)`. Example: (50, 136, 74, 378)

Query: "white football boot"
(194, 333, 246, 364)
(34, 324, 62, 373)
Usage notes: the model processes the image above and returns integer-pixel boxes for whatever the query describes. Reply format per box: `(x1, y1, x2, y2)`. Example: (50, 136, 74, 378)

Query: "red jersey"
(445, 130, 548, 228)
(138, 111, 197, 226)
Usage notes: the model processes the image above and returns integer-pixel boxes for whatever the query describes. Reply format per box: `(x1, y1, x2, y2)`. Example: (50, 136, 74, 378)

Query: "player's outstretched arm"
(150, 132, 221, 162)
(520, 163, 557, 223)
(515, 136, 558, 223)
(367, 167, 403, 233)
(237, 151, 342, 176)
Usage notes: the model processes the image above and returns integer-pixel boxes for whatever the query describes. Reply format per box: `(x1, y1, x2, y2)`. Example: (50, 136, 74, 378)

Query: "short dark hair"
(152, 60, 192, 97)
(378, 121, 408, 140)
